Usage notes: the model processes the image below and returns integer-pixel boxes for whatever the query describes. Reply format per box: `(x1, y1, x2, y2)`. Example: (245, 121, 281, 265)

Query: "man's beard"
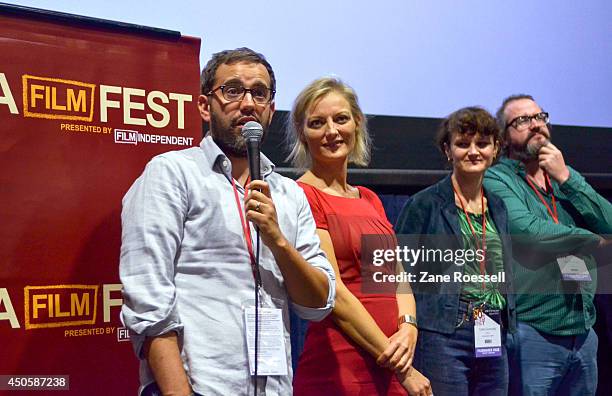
(210, 115, 247, 157)
(509, 129, 550, 162)
(210, 113, 268, 157)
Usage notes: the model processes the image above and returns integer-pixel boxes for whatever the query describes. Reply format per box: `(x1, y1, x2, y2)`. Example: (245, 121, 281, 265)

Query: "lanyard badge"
(473, 308, 502, 358)
(557, 255, 592, 282)
(524, 174, 592, 282)
(232, 177, 289, 376)
(244, 305, 288, 376)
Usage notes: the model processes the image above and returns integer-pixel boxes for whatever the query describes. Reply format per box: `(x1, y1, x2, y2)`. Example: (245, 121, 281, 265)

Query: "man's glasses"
(506, 112, 549, 130)
(207, 84, 275, 104)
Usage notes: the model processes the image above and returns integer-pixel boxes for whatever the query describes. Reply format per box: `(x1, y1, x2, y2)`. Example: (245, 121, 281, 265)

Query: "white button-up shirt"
(120, 135, 335, 395)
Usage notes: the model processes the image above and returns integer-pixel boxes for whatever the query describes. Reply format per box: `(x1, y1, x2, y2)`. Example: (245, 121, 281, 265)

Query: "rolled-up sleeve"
(120, 156, 187, 358)
(290, 187, 336, 321)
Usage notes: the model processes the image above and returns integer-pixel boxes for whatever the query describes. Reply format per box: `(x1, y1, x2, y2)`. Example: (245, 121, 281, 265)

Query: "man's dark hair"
(436, 106, 501, 154)
(200, 47, 276, 95)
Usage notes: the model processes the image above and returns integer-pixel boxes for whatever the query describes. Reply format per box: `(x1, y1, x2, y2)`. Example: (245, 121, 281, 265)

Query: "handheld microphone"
(241, 121, 264, 393)
(241, 121, 264, 181)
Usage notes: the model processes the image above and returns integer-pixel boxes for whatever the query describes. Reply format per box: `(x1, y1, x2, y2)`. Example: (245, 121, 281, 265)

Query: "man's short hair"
(200, 47, 276, 95)
(436, 106, 501, 155)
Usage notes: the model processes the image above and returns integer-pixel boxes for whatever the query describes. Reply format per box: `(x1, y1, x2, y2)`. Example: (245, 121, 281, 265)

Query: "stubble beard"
(509, 129, 551, 163)
(210, 114, 247, 157)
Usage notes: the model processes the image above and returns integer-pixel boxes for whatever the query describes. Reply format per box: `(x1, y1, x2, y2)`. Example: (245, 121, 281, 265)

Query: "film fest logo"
(24, 285, 98, 329)
(0, 72, 194, 146)
(0, 284, 129, 341)
(22, 75, 96, 122)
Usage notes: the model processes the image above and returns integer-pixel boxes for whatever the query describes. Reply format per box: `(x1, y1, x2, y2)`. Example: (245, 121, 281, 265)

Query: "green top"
(484, 158, 612, 336)
(457, 209, 506, 309)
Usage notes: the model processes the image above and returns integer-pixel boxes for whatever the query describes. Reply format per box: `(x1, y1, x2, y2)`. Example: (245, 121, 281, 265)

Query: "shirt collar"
(498, 156, 524, 174)
(199, 134, 276, 180)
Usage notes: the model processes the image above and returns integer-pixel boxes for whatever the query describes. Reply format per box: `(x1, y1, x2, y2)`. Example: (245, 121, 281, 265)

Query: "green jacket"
(484, 157, 612, 335)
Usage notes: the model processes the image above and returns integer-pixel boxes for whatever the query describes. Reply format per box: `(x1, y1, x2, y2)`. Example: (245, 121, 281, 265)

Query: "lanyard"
(452, 182, 487, 290)
(232, 177, 264, 385)
(525, 172, 559, 224)
(231, 177, 261, 285)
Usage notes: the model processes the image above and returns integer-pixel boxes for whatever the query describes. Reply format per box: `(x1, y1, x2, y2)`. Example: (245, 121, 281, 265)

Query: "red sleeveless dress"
(293, 183, 405, 395)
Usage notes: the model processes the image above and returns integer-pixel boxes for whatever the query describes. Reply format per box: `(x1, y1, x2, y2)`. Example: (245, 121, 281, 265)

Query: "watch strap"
(398, 314, 418, 328)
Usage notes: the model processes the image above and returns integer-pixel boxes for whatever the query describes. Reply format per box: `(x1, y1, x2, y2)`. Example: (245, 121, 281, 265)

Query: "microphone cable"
(253, 227, 262, 396)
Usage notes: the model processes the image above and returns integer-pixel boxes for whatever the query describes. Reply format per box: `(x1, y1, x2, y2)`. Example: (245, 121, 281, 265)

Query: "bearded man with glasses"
(483, 94, 612, 395)
(120, 47, 335, 396)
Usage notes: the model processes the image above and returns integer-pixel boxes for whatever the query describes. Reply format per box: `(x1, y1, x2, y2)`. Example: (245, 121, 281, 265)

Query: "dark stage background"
(258, 111, 612, 395)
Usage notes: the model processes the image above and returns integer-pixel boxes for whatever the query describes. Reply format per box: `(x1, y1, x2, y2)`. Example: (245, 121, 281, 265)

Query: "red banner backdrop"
(0, 7, 201, 394)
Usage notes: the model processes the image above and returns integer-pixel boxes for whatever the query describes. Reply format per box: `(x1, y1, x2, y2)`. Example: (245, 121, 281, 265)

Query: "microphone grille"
(241, 121, 263, 140)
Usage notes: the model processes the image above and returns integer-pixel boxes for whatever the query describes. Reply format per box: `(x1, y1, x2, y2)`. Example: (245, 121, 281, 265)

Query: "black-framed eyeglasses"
(506, 112, 549, 130)
(207, 84, 275, 104)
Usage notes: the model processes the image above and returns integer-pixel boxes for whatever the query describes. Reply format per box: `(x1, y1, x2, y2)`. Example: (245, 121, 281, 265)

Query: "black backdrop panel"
(261, 111, 612, 194)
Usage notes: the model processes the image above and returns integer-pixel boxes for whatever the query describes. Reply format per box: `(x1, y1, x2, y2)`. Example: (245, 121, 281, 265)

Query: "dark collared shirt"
(484, 157, 612, 335)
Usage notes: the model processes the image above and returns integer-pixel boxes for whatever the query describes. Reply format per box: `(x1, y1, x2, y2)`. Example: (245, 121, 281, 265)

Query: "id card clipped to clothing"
(557, 255, 592, 282)
(474, 309, 502, 358)
(243, 294, 288, 376)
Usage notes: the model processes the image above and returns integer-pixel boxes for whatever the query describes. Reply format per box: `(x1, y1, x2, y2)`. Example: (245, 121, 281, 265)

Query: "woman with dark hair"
(289, 77, 431, 395)
(395, 106, 516, 395)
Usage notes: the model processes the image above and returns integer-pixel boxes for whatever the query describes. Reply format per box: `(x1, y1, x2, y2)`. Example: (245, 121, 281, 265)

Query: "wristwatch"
(398, 314, 418, 329)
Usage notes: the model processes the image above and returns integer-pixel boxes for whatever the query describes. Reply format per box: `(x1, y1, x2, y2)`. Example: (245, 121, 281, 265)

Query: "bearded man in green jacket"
(483, 94, 612, 396)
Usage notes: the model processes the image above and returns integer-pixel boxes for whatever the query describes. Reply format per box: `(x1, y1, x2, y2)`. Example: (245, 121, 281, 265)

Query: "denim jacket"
(395, 175, 516, 334)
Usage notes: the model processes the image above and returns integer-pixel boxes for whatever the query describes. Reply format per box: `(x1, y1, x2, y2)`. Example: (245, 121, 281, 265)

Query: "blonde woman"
(289, 77, 431, 395)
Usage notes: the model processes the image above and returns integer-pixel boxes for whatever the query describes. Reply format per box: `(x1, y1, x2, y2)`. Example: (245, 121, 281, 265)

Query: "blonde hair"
(286, 77, 371, 168)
